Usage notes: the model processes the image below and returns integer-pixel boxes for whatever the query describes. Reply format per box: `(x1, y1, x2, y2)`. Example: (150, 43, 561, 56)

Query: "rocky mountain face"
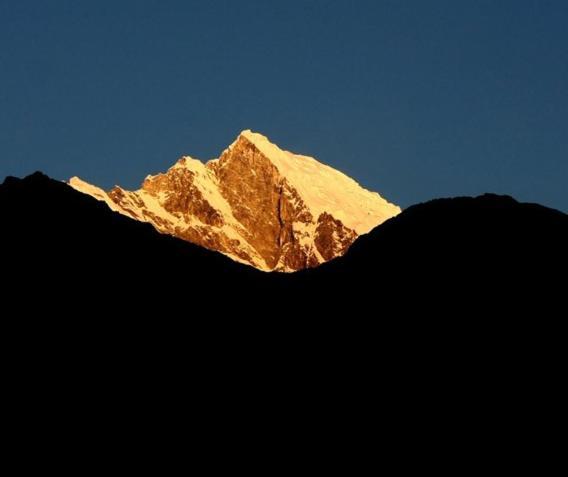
(70, 130, 400, 271)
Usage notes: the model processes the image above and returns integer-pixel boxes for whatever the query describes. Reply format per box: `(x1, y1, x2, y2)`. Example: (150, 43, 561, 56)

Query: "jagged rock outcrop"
(69, 130, 400, 271)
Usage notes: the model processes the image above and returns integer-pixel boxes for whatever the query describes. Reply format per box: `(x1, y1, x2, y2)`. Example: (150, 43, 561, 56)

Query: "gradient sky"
(1, 0, 567, 211)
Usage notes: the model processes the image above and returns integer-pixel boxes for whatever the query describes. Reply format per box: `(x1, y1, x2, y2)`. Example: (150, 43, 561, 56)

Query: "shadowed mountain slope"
(304, 193, 567, 296)
(2, 172, 566, 312)
(1, 172, 566, 463)
(1, 172, 263, 276)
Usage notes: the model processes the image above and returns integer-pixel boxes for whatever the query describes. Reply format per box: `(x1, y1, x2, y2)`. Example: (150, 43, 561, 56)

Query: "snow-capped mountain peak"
(69, 131, 400, 271)
(231, 130, 399, 234)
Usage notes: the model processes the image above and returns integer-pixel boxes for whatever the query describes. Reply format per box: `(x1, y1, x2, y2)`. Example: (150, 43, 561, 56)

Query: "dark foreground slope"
(1, 172, 566, 312)
(0, 172, 268, 304)
(302, 193, 568, 307)
(1, 172, 566, 465)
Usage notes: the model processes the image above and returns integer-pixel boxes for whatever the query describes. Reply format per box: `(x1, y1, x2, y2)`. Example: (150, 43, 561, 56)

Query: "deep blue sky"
(1, 0, 567, 211)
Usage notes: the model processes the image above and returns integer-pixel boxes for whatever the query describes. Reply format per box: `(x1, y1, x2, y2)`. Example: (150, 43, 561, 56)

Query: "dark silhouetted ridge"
(1, 171, 266, 302)
(1, 172, 566, 462)
(2, 173, 566, 312)
(299, 193, 567, 302)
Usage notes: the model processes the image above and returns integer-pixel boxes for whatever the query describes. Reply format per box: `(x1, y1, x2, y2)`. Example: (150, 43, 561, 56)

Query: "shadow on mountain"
(2, 171, 566, 314)
(2, 172, 566, 459)
(1, 172, 267, 302)
(299, 192, 568, 309)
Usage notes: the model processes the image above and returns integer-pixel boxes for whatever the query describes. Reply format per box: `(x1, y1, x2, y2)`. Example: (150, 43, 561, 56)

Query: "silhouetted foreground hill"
(2, 172, 566, 311)
(1, 172, 268, 301)
(2, 172, 566, 464)
(302, 192, 568, 304)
